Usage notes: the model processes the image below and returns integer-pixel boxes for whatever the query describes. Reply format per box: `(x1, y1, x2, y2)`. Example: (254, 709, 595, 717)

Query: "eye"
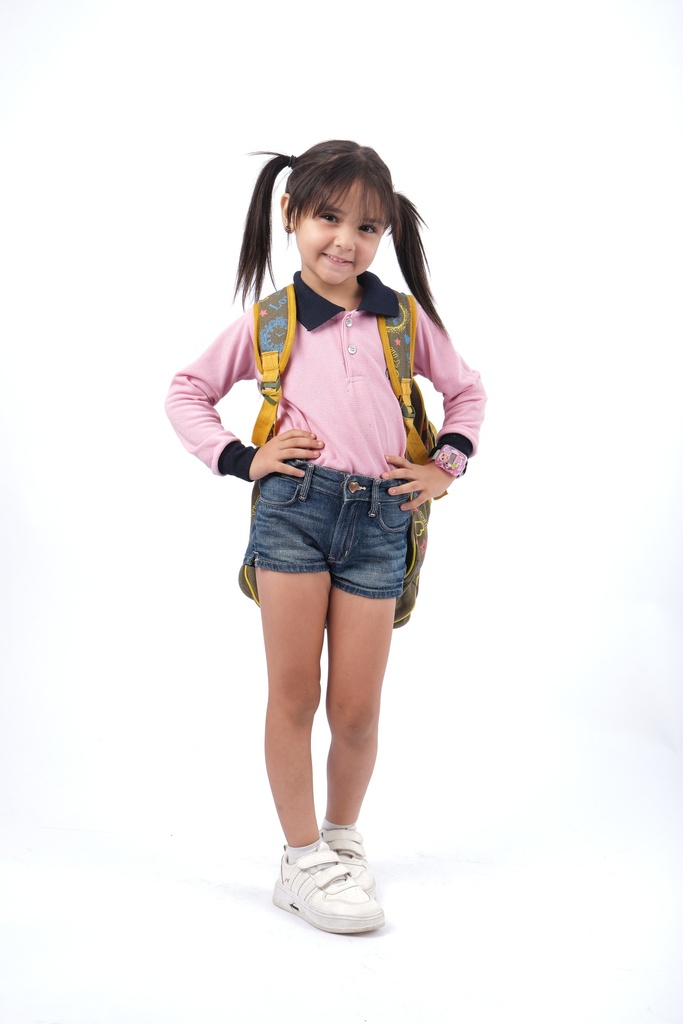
(320, 213, 338, 223)
(360, 224, 378, 234)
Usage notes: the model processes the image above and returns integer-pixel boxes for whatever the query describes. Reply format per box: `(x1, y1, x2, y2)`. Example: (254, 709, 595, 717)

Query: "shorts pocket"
(257, 472, 303, 508)
(377, 496, 412, 534)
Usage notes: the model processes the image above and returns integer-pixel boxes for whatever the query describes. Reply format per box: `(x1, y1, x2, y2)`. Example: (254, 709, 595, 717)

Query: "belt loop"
(299, 461, 314, 500)
(369, 478, 380, 518)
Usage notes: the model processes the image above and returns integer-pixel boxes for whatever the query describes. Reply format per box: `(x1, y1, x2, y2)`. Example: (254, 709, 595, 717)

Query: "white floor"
(1, 724, 681, 1024)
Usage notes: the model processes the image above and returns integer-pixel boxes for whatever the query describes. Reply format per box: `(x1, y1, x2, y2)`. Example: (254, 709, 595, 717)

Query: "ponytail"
(234, 151, 291, 307)
(393, 193, 445, 333)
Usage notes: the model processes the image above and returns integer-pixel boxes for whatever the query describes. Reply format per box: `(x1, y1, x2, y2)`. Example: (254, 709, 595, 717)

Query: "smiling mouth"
(324, 253, 352, 265)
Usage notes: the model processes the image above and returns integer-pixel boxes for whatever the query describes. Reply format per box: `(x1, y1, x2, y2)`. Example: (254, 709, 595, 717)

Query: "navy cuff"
(218, 441, 257, 481)
(435, 433, 473, 459)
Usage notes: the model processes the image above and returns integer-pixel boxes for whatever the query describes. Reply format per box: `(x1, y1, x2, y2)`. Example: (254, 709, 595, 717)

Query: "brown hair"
(234, 140, 444, 331)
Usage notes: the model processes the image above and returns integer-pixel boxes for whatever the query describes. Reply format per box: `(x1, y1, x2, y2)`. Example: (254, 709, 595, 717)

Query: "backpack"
(237, 285, 437, 627)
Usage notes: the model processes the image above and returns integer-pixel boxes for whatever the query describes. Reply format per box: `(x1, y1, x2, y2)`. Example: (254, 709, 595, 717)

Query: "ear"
(280, 194, 292, 232)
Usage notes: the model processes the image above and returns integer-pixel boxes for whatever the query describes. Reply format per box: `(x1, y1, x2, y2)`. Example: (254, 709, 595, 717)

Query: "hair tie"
(287, 154, 297, 169)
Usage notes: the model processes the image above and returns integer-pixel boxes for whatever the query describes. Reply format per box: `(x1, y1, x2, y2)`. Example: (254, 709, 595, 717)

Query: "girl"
(165, 140, 486, 934)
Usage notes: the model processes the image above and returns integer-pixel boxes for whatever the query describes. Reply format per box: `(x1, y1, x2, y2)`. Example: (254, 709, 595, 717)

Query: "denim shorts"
(243, 461, 411, 599)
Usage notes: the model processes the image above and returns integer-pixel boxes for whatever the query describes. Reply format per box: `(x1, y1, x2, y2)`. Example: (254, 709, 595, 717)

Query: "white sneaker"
(320, 827, 376, 897)
(273, 842, 384, 934)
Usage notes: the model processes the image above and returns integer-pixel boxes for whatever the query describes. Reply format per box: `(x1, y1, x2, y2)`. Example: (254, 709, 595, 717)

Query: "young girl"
(165, 140, 486, 934)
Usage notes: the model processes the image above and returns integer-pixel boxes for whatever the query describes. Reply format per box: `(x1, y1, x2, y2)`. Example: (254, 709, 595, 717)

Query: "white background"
(1, 1, 682, 1022)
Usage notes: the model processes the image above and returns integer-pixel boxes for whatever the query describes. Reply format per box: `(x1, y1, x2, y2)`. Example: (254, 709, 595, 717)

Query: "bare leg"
(324, 588, 395, 825)
(257, 568, 331, 848)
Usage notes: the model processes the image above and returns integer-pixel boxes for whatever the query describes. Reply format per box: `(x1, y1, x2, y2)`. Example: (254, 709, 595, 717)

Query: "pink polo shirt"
(166, 285, 486, 480)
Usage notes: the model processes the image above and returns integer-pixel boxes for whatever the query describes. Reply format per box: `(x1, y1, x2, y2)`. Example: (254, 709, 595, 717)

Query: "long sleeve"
(412, 306, 487, 455)
(165, 310, 258, 475)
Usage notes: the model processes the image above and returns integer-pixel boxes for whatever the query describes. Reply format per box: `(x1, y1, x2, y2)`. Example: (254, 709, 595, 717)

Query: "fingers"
(272, 432, 324, 463)
(397, 495, 426, 511)
(383, 465, 427, 511)
(250, 431, 324, 480)
(382, 454, 420, 487)
(383, 454, 410, 471)
(381, 455, 412, 483)
(276, 429, 321, 443)
(381, 454, 450, 509)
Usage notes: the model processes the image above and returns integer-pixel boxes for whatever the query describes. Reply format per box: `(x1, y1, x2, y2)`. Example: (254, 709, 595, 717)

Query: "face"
(281, 181, 386, 307)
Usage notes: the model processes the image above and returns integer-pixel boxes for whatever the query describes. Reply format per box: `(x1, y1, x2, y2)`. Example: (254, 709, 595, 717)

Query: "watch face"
(433, 446, 467, 476)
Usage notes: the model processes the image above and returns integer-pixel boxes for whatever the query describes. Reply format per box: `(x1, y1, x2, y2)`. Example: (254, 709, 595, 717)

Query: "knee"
(328, 701, 378, 747)
(269, 676, 321, 726)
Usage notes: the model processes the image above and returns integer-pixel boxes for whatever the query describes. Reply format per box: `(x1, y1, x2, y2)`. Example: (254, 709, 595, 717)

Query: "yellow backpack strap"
(378, 292, 430, 465)
(251, 284, 297, 446)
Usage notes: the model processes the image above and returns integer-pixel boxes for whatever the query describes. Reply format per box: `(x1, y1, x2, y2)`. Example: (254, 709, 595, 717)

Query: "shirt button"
(347, 345, 357, 355)
(344, 316, 353, 327)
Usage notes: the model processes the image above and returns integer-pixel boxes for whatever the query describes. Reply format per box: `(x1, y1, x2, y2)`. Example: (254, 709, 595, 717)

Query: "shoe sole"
(273, 883, 385, 934)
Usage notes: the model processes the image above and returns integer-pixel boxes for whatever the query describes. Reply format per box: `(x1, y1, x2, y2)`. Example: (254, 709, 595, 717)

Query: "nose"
(334, 224, 354, 251)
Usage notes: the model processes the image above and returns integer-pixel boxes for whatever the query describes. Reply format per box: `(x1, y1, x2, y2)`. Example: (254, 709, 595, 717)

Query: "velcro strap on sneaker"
(323, 829, 367, 860)
(295, 849, 353, 890)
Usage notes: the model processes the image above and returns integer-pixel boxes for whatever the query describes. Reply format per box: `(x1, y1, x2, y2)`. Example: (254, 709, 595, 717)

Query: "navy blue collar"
(293, 271, 400, 330)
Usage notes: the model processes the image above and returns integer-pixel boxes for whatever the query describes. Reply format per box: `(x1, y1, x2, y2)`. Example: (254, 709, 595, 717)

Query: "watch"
(430, 444, 468, 478)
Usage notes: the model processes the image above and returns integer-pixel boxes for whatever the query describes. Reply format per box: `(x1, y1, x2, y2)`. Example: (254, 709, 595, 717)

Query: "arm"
(165, 313, 326, 479)
(412, 306, 487, 455)
(164, 313, 257, 475)
(382, 306, 487, 509)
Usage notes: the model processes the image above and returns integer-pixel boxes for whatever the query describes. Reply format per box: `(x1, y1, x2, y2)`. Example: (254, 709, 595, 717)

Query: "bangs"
(310, 189, 390, 227)
(291, 165, 396, 229)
